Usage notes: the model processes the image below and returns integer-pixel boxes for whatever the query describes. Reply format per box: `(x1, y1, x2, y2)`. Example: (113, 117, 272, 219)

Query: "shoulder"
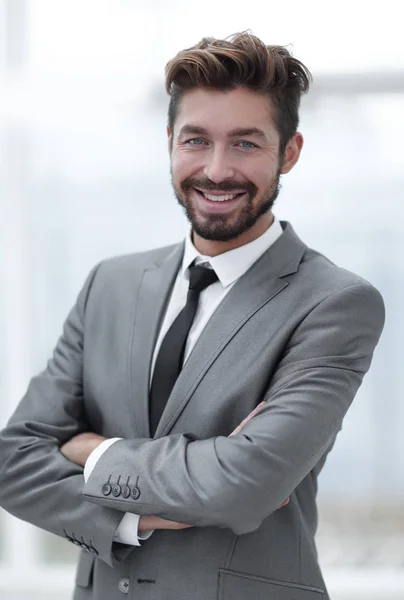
(277, 221, 381, 298)
(103, 242, 181, 270)
(278, 221, 385, 325)
(301, 245, 382, 298)
(295, 246, 385, 333)
(92, 242, 182, 279)
(77, 242, 183, 308)
(278, 221, 383, 304)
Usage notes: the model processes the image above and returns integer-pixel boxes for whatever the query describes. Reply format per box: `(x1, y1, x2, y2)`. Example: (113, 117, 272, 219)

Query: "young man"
(0, 33, 385, 599)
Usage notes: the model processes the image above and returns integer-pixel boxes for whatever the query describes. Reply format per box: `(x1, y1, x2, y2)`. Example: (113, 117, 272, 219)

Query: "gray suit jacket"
(0, 221, 385, 600)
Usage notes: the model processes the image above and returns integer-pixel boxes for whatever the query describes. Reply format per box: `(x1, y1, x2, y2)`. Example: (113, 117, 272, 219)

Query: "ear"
(167, 125, 173, 154)
(280, 132, 304, 174)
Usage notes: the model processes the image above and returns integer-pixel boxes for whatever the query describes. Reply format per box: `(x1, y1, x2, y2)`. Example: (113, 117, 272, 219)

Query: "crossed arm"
(60, 401, 275, 532)
(70, 282, 385, 535)
(0, 267, 385, 566)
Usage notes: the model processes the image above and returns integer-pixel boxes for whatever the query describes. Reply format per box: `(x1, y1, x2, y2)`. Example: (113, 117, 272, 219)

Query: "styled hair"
(165, 32, 312, 154)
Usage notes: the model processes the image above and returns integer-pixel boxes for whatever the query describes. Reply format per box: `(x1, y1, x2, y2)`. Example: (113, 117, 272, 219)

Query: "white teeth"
(202, 192, 237, 202)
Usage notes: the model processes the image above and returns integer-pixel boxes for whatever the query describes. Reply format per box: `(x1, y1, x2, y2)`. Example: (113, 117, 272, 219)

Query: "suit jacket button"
(102, 483, 112, 496)
(112, 484, 122, 497)
(131, 486, 140, 500)
(118, 578, 130, 594)
(121, 485, 130, 499)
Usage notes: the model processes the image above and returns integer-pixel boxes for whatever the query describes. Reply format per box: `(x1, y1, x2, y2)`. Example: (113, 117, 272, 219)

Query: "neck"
(192, 212, 274, 257)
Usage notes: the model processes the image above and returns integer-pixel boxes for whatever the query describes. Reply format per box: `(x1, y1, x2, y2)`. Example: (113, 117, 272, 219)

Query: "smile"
(194, 188, 246, 203)
(203, 193, 237, 202)
(191, 187, 247, 214)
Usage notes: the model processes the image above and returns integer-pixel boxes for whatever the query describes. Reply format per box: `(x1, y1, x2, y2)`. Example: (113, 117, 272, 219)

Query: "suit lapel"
(154, 221, 307, 438)
(129, 243, 184, 437)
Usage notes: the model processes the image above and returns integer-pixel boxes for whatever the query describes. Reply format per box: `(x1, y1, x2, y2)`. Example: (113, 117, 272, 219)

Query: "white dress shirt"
(84, 216, 283, 546)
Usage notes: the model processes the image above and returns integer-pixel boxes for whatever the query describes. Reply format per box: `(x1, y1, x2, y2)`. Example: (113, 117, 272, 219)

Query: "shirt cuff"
(113, 513, 154, 545)
(83, 437, 122, 483)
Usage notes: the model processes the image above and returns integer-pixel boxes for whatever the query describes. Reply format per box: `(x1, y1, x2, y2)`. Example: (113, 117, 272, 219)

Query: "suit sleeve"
(84, 439, 154, 545)
(82, 282, 385, 535)
(0, 264, 132, 567)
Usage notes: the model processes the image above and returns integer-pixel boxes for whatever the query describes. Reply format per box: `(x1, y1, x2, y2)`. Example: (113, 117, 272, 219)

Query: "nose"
(202, 147, 236, 183)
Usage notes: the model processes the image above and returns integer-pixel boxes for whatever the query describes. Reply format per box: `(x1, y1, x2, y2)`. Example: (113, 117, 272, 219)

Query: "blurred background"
(0, 0, 403, 598)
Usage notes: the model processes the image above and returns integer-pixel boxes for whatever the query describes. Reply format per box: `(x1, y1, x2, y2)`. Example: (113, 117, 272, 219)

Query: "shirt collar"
(181, 216, 283, 288)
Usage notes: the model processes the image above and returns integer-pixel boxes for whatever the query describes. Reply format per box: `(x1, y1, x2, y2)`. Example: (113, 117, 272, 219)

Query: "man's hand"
(139, 515, 193, 531)
(60, 432, 108, 467)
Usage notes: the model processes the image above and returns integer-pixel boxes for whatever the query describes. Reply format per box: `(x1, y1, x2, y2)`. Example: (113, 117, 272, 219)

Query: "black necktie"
(149, 263, 219, 436)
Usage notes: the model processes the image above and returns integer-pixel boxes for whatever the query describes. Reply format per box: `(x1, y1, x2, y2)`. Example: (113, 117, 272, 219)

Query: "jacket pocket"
(218, 568, 325, 600)
(75, 552, 95, 588)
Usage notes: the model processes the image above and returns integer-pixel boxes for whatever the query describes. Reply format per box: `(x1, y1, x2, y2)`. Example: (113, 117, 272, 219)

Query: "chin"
(191, 221, 245, 243)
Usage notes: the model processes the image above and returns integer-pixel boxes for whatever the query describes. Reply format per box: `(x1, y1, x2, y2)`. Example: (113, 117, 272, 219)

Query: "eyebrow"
(178, 124, 267, 139)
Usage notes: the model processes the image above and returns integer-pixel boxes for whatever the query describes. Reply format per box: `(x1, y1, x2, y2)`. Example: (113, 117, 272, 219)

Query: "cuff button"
(112, 484, 122, 497)
(102, 483, 112, 496)
(131, 486, 141, 500)
(121, 485, 131, 498)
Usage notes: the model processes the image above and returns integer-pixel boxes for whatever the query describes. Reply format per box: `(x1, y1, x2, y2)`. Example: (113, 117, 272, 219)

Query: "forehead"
(174, 87, 277, 136)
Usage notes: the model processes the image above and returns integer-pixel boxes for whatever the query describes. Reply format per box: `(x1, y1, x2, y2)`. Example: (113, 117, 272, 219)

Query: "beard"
(171, 168, 282, 242)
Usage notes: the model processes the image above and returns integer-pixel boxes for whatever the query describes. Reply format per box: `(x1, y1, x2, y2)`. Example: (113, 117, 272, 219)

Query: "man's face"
(169, 87, 299, 250)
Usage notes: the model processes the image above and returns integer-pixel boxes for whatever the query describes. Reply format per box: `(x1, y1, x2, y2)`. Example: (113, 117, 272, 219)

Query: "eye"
(185, 138, 206, 146)
(237, 141, 257, 149)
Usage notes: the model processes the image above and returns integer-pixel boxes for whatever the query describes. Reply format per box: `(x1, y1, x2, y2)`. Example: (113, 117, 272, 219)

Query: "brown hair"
(165, 32, 312, 154)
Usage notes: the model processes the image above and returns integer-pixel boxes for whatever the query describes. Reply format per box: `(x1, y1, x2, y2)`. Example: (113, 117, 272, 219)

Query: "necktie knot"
(188, 264, 218, 292)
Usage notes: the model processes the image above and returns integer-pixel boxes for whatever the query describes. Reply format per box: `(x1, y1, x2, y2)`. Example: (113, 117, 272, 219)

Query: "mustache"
(181, 177, 257, 195)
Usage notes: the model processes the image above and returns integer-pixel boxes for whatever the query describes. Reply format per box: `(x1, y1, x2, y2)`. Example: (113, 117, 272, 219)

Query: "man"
(0, 33, 385, 600)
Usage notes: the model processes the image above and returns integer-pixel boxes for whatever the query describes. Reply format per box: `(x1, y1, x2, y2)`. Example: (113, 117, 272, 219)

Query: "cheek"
(235, 154, 277, 187)
(240, 170, 268, 193)
(172, 149, 203, 180)
(250, 163, 278, 191)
